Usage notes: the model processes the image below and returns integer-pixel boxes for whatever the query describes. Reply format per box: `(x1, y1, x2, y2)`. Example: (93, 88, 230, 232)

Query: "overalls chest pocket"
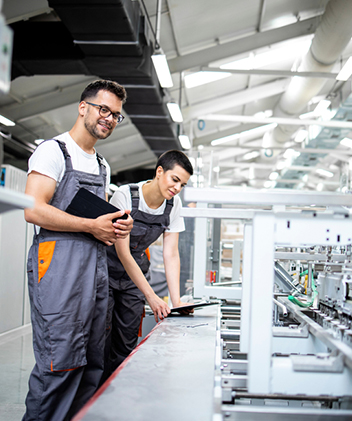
(78, 180, 104, 197)
(129, 223, 148, 249)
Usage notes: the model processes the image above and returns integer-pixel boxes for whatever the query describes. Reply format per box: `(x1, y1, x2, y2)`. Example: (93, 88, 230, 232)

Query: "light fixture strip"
(340, 137, 352, 148)
(167, 102, 183, 122)
(151, 54, 173, 88)
(178, 135, 191, 149)
(0, 114, 15, 126)
(336, 57, 352, 81)
(316, 168, 334, 178)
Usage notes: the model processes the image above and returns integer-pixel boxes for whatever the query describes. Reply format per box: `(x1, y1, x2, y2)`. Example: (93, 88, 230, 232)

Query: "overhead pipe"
(155, 0, 162, 50)
(265, 0, 352, 153)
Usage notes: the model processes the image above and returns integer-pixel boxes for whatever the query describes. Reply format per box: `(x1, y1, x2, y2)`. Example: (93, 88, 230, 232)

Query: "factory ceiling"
(1, 0, 352, 191)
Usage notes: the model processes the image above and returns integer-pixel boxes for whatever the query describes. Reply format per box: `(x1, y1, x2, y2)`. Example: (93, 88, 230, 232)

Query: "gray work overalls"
(105, 184, 173, 373)
(23, 140, 109, 421)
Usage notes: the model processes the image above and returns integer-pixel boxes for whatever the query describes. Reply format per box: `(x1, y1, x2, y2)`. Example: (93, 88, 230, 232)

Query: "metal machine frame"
(182, 187, 352, 416)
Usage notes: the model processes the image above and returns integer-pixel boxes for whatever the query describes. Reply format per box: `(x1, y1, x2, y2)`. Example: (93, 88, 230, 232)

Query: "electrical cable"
(288, 269, 317, 308)
(139, 0, 158, 49)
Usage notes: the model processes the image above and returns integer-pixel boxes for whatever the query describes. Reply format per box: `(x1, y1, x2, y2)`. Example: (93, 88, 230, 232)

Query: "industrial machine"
(181, 187, 352, 420)
(74, 187, 352, 421)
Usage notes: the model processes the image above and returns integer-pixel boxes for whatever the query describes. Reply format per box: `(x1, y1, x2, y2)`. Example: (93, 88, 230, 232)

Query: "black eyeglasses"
(86, 102, 125, 124)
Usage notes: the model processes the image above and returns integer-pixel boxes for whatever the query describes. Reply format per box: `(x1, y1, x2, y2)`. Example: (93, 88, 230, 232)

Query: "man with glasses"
(85, 101, 125, 124)
(23, 80, 133, 421)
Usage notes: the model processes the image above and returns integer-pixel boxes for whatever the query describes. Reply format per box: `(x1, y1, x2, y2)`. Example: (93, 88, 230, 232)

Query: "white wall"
(0, 209, 31, 333)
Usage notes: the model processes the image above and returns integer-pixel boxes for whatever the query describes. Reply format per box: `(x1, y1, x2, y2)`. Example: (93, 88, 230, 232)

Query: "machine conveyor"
(73, 306, 221, 421)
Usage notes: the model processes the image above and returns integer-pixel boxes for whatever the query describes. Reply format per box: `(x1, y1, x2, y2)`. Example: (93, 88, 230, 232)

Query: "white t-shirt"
(28, 132, 111, 193)
(110, 181, 185, 233)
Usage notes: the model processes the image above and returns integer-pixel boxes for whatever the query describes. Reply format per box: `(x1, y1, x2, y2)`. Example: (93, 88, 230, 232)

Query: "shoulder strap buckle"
(130, 184, 139, 198)
(96, 152, 106, 167)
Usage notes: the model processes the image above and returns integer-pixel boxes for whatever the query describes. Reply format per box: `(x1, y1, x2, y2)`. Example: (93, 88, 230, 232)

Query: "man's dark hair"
(155, 150, 193, 177)
(80, 80, 127, 104)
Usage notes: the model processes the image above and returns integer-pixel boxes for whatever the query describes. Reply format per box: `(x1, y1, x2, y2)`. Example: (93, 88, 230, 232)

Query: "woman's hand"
(146, 293, 171, 322)
(173, 300, 194, 315)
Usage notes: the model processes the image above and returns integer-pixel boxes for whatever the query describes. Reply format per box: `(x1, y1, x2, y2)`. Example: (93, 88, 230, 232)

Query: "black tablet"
(170, 301, 219, 313)
(66, 188, 128, 221)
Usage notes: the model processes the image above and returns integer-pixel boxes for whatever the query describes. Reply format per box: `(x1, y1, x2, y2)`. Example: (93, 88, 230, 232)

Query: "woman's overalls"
(23, 140, 109, 421)
(105, 184, 173, 374)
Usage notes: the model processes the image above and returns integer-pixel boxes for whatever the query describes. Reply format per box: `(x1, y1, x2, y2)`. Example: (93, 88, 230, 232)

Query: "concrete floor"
(0, 315, 156, 421)
(0, 325, 34, 421)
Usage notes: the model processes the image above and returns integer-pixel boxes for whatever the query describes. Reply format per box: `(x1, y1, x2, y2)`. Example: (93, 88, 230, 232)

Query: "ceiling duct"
(10, 0, 180, 156)
(265, 0, 352, 152)
(275, 91, 352, 190)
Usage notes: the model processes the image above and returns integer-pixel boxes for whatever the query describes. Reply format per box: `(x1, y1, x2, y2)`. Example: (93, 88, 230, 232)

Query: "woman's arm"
(163, 232, 194, 313)
(163, 232, 183, 307)
(114, 236, 170, 322)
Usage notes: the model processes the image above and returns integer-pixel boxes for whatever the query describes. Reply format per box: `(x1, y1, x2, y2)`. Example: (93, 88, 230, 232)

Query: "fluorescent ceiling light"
(296, 182, 305, 190)
(317, 182, 324, 191)
(267, 16, 298, 30)
(178, 134, 191, 149)
(213, 166, 220, 173)
(167, 102, 183, 122)
(340, 137, 352, 148)
(220, 39, 311, 70)
(314, 99, 331, 115)
(316, 168, 334, 178)
(336, 56, 352, 81)
(0, 115, 15, 126)
(264, 180, 276, 189)
(211, 123, 276, 146)
(302, 174, 308, 183)
(151, 53, 173, 88)
(242, 151, 260, 161)
(184, 71, 231, 88)
(269, 171, 279, 181)
(211, 133, 239, 146)
(283, 148, 300, 159)
(254, 109, 273, 118)
(248, 166, 255, 180)
(276, 161, 286, 170)
(294, 129, 307, 143)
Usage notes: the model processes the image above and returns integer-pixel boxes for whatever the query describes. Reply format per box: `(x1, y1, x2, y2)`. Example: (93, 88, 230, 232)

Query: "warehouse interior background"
(2, 1, 352, 420)
(2, 0, 352, 191)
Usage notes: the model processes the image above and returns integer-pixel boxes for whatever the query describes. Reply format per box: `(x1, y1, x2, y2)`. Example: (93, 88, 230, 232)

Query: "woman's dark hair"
(155, 150, 193, 176)
(80, 80, 127, 104)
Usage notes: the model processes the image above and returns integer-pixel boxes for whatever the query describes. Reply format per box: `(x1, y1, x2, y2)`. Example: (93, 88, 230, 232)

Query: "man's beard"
(84, 115, 113, 139)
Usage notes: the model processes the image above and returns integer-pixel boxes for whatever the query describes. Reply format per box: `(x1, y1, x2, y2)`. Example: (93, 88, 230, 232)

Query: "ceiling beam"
(199, 145, 352, 155)
(200, 66, 339, 79)
(258, 0, 267, 32)
(168, 17, 319, 73)
(1, 79, 96, 122)
(109, 151, 156, 174)
(200, 114, 352, 129)
(3, 0, 51, 24)
(193, 122, 260, 147)
(183, 78, 289, 122)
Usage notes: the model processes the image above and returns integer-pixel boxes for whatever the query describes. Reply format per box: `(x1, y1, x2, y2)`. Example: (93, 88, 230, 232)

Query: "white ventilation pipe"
(266, 0, 352, 150)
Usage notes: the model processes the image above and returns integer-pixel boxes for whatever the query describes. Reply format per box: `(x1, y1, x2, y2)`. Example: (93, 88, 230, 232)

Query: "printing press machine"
(74, 187, 352, 421)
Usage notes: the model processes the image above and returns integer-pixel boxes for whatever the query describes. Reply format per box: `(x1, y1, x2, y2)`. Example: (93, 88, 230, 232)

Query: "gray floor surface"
(0, 327, 34, 421)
